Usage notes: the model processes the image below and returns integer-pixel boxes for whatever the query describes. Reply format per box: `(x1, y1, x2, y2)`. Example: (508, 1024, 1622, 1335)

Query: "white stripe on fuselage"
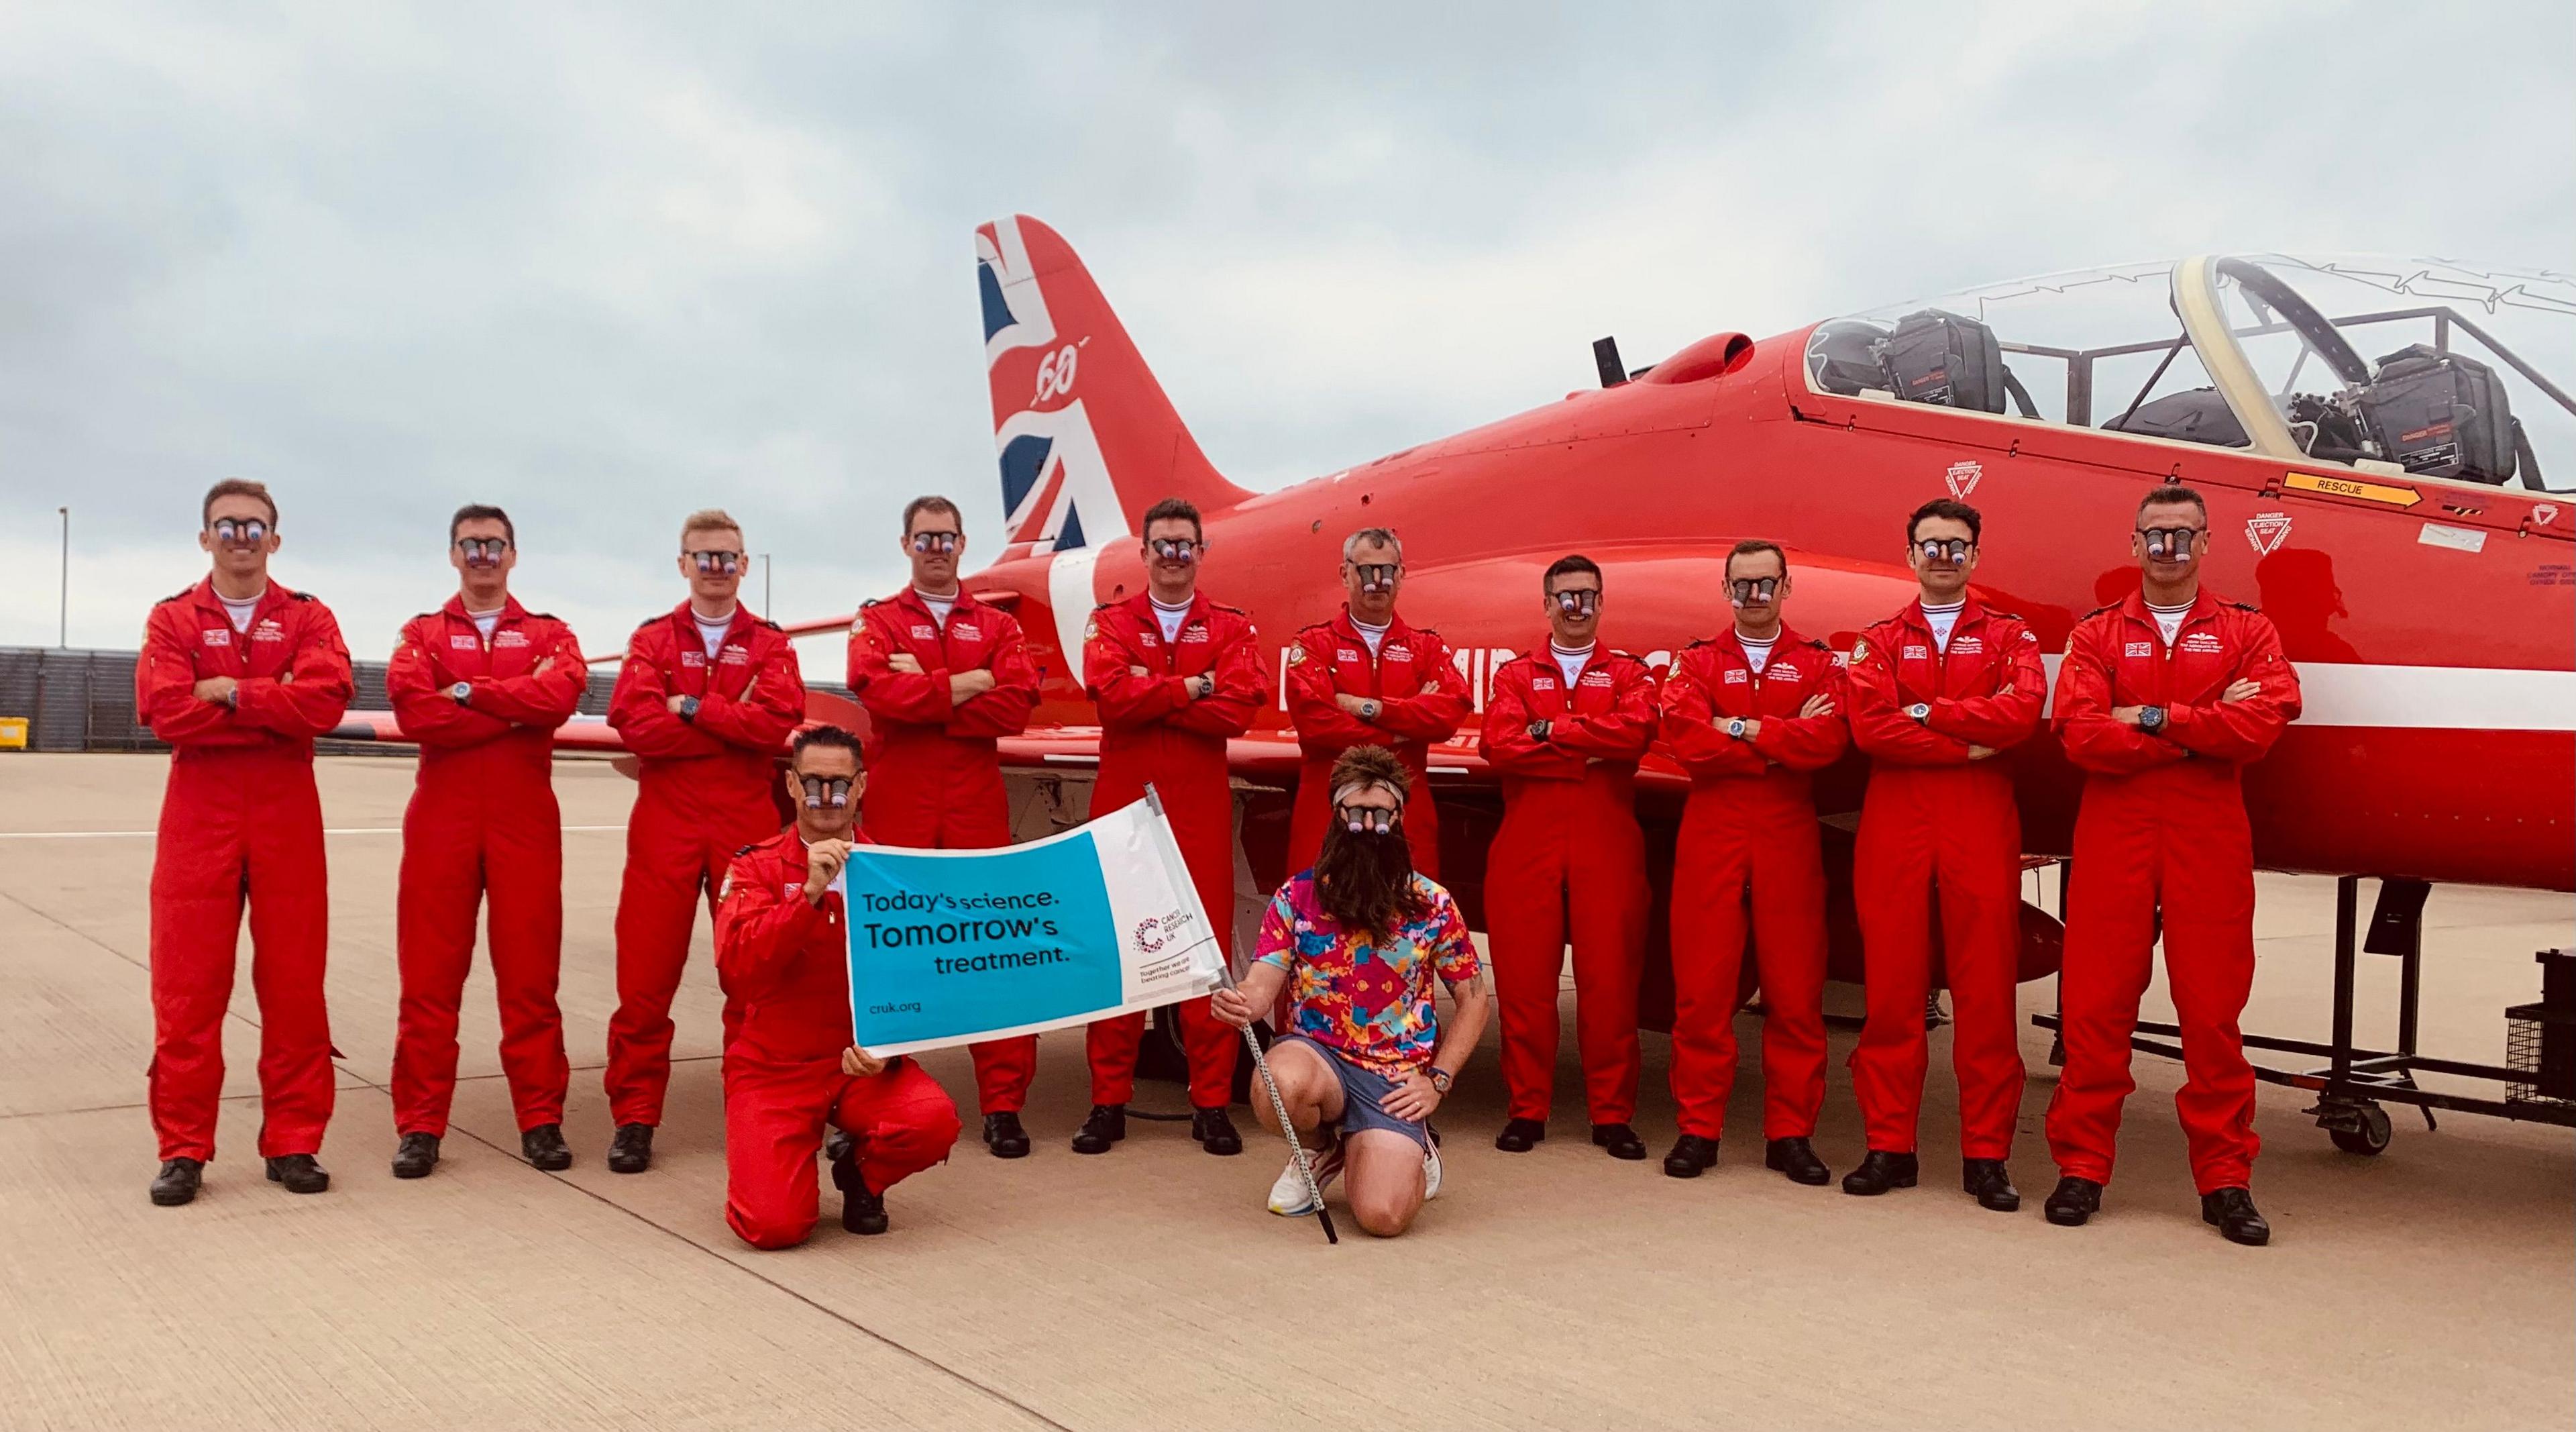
(2035, 654, 2576, 731)
(1048, 546, 1102, 688)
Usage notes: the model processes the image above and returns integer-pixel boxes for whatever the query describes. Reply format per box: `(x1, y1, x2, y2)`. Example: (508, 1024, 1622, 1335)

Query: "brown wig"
(1312, 745, 1425, 935)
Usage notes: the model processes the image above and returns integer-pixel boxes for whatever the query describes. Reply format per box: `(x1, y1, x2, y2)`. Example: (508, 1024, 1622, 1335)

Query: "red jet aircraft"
(347, 219, 2576, 1005)
(934, 218, 2573, 974)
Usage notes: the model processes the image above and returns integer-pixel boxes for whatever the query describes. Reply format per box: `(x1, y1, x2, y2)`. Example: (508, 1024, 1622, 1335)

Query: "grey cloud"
(2, 0, 2569, 660)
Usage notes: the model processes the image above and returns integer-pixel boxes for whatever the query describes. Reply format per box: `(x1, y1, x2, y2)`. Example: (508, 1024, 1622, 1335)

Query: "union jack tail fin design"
(977, 215, 1250, 556)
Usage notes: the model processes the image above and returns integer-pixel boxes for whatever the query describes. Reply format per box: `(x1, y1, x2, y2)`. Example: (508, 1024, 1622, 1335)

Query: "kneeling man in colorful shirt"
(1212, 745, 1494, 1237)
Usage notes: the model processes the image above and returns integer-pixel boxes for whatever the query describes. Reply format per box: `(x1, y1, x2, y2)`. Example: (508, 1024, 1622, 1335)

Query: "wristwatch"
(1196, 674, 1214, 699)
(1726, 717, 1748, 740)
(1907, 702, 1931, 723)
(1360, 698, 1382, 721)
(450, 680, 472, 706)
(678, 695, 702, 722)
(2137, 705, 2167, 734)
(1428, 1067, 1454, 1094)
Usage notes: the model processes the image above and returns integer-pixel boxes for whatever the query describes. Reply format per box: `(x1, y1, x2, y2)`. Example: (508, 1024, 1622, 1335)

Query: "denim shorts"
(1273, 1034, 1431, 1149)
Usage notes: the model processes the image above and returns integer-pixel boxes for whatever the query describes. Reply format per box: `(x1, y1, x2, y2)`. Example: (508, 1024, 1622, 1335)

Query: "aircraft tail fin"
(977, 215, 1250, 554)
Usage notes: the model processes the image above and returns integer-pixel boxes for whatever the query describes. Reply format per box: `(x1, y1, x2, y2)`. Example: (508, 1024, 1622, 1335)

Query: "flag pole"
(1142, 784, 1335, 1245)
(1221, 963, 1337, 1246)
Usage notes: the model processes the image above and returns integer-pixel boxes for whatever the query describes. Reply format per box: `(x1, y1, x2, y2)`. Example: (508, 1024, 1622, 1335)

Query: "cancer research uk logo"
(1131, 908, 1197, 956)
(2245, 511, 2294, 556)
(1945, 460, 1982, 499)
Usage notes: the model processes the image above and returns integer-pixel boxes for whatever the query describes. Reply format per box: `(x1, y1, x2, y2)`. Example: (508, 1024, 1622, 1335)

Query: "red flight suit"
(1283, 609, 1467, 878)
(1658, 627, 1847, 1141)
(386, 597, 587, 1137)
(1845, 600, 2048, 1159)
(604, 603, 807, 1127)
(2045, 591, 2301, 1194)
(1477, 644, 1660, 1125)
(847, 588, 1042, 1114)
(1081, 593, 1268, 1109)
(136, 578, 355, 1162)
(714, 827, 962, 1249)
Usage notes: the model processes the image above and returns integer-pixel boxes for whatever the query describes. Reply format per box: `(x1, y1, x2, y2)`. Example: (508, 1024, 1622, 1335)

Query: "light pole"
(57, 506, 68, 648)
(760, 553, 773, 616)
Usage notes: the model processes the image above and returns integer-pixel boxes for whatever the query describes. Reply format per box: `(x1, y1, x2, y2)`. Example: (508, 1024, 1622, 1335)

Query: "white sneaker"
(1422, 1136, 1444, 1201)
(1267, 1143, 1344, 1217)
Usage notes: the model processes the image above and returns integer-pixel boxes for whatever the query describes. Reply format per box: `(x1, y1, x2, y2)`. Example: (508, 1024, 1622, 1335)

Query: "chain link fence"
(0, 646, 623, 755)
(1, 646, 852, 756)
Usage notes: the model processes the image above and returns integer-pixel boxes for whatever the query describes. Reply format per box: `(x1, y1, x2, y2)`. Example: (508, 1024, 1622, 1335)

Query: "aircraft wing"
(325, 707, 1695, 796)
(998, 725, 1695, 796)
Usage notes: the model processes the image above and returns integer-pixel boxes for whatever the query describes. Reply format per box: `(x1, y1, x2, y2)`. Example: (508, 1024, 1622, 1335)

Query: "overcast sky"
(3, 1, 2569, 674)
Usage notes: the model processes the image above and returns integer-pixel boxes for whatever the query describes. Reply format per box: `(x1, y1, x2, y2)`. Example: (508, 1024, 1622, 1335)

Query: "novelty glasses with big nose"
(455, 536, 511, 566)
(2137, 525, 2206, 561)
(798, 775, 853, 809)
(687, 549, 745, 575)
(1729, 575, 1781, 606)
(1336, 803, 1401, 835)
(1348, 562, 1400, 593)
(208, 517, 270, 547)
(1551, 587, 1601, 617)
(1916, 538, 1974, 564)
(908, 530, 961, 556)
(1148, 536, 1201, 562)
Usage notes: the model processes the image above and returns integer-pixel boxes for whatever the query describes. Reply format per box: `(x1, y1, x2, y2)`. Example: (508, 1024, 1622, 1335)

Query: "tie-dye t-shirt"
(1252, 871, 1482, 1077)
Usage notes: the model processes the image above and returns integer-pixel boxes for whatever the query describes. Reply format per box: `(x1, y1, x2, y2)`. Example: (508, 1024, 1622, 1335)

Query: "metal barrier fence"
(0, 646, 847, 754)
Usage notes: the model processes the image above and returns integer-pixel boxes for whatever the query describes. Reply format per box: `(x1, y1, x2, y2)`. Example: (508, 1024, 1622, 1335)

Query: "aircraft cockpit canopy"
(1804, 255, 2575, 493)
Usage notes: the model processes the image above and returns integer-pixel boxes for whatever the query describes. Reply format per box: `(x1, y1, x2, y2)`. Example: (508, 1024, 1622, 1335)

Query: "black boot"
(2045, 1175, 2103, 1226)
(983, 1111, 1031, 1159)
(150, 1157, 203, 1207)
(264, 1154, 330, 1194)
(1963, 1158, 2020, 1212)
(1591, 1123, 1647, 1161)
(391, 1132, 441, 1180)
(1494, 1117, 1546, 1153)
(1662, 1134, 1719, 1179)
(822, 1129, 855, 1165)
(1840, 1149, 1918, 1196)
(1070, 1104, 1126, 1155)
(831, 1145, 889, 1235)
(522, 1123, 573, 1172)
(606, 1123, 654, 1174)
(2200, 1186, 2271, 1246)
(1766, 1137, 1831, 1186)
(1192, 1106, 1243, 1156)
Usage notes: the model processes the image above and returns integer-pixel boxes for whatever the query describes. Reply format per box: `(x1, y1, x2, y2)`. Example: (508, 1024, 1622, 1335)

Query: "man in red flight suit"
(1074, 497, 1267, 1158)
(2044, 485, 2302, 1247)
(137, 478, 356, 1207)
(714, 725, 961, 1249)
(604, 509, 808, 1174)
(1656, 539, 1846, 1187)
(1841, 499, 2048, 1211)
(1284, 527, 1467, 878)
(1477, 554, 1658, 1162)
(847, 495, 1042, 1157)
(384, 504, 588, 1180)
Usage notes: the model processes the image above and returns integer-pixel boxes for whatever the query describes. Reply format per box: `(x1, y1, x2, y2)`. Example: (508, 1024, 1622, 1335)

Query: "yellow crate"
(0, 716, 26, 750)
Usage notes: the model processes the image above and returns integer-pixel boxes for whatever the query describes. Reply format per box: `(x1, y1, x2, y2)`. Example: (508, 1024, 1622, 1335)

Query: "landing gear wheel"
(2328, 1103, 2392, 1156)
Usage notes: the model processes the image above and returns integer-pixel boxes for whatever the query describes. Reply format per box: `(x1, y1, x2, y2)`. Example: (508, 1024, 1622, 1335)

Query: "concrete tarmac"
(1, 753, 2568, 1431)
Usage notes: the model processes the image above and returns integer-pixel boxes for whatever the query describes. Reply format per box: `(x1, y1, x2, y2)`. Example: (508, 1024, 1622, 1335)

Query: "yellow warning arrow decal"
(2284, 471, 2421, 507)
